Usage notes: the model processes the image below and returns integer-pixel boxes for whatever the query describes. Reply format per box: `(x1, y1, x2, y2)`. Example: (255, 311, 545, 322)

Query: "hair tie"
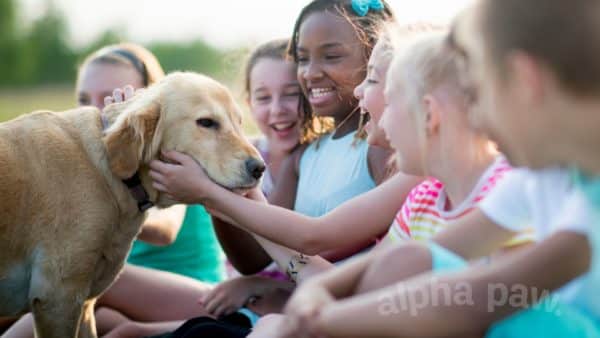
(351, 0, 384, 17)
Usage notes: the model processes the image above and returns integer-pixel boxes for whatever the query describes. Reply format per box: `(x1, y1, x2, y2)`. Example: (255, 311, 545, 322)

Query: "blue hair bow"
(351, 0, 384, 17)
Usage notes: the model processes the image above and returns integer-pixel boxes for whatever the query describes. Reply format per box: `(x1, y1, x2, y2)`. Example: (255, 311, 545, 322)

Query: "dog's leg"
(30, 291, 86, 338)
(77, 298, 97, 338)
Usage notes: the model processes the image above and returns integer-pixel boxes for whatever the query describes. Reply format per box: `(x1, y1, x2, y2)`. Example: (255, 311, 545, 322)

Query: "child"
(246, 39, 302, 197)
(284, 2, 600, 336)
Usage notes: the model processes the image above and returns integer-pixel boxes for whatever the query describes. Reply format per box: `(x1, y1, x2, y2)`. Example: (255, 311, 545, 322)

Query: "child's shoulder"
(288, 143, 309, 176)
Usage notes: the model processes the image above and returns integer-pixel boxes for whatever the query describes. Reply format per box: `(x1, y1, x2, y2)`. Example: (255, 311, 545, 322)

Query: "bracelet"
(286, 253, 310, 283)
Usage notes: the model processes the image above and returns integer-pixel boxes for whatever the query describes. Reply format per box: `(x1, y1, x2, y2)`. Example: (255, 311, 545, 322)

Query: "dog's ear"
(103, 92, 163, 179)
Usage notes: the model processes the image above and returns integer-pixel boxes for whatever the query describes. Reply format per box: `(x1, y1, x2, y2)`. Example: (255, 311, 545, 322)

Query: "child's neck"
(331, 110, 361, 139)
(433, 145, 498, 211)
(551, 97, 600, 175)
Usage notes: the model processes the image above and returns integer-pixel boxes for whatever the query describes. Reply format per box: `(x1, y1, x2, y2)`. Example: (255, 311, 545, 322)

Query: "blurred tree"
(25, 1, 77, 84)
(0, 0, 238, 88)
(150, 40, 223, 78)
(0, 0, 21, 84)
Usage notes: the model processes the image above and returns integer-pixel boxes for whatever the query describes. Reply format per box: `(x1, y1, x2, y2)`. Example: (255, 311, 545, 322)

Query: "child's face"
(354, 40, 392, 148)
(381, 77, 422, 176)
(249, 58, 301, 153)
(451, 6, 542, 167)
(77, 62, 143, 109)
(296, 11, 367, 119)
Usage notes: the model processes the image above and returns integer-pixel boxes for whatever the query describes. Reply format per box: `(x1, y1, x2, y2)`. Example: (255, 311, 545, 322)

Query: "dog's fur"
(0, 72, 263, 337)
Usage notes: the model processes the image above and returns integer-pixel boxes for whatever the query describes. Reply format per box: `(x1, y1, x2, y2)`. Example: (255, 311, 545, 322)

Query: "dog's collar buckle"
(122, 172, 154, 212)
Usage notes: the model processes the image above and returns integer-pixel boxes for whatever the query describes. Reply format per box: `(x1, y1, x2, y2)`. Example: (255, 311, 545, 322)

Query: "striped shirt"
(384, 157, 513, 243)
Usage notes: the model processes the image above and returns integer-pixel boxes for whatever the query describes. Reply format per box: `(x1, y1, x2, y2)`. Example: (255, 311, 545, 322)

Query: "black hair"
(288, 0, 395, 143)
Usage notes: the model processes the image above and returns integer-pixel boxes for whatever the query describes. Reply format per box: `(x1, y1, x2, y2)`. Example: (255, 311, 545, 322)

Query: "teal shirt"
(569, 170, 600, 320)
(128, 205, 225, 283)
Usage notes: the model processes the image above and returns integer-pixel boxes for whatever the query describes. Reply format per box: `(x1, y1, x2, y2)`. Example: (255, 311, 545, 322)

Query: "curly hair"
(288, 0, 395, 144)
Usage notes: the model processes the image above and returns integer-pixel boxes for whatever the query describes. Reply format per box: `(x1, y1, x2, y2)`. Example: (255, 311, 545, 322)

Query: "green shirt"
(128, 204, 225, 283)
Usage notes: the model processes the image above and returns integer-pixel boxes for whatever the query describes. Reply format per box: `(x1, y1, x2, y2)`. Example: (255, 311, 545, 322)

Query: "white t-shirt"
(479, 167, 586, 238)
(479, 167, 595, 317)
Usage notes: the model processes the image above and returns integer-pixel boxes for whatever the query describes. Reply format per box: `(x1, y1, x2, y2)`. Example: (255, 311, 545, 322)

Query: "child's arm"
(433, 207, 520, 259)
(212, 216, 273, 274)
(242, 188, 336, 283)
(350, 212, 522, 296)
(206, 147, 305, 274)
(135, 205, 186, 245)
(208, 171, 417, 255)
(266, 145, 303, 210)
(313, 231, 591, 337)
(151, 151, 420, 255)
(252, 233, 334, 284)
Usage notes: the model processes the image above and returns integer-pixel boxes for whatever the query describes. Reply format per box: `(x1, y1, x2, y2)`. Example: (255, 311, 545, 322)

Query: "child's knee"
(95, 306, 129, 335)
(104, 321, 143, 338)
(248, 314, 286, 338)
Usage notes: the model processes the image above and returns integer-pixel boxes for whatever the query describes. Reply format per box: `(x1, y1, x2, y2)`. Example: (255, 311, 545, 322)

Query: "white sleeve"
(478, 169, 532, 233)
(554, 189, 590, 235)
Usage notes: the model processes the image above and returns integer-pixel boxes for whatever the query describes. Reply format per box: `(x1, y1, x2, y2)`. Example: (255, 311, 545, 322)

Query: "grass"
(0, 85, 75, 122)
(0, 86, 260, 136)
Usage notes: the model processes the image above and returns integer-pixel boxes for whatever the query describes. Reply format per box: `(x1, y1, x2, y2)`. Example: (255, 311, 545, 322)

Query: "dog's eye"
(196, 118, 219, 129)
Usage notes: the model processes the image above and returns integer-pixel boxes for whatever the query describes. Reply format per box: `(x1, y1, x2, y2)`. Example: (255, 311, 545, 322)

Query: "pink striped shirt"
(384, 157, 513, 243)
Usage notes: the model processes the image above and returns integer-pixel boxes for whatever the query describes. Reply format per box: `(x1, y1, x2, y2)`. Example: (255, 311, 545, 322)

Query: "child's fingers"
(149, 169, 165, 184)
(104, 96, 114, 107)
(112, 88, 124, 103)
(152, 182, 168, 193)
(215, 302, 239, 318)
(161, 150, 194, 166)
(204, 292, 226, 314)
(201, 287, 219, 305)
(213, 303, 228, 318)
(123, 85, 135, 100)
(149, 159, 178, 175)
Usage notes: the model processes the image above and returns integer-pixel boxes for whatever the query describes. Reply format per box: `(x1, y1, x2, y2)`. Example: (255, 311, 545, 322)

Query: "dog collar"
(122, 173, 154, 212)
(101, 113, 154, 213)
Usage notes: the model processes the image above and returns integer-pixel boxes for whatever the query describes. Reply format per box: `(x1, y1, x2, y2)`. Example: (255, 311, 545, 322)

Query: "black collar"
(122, 172, 154, 212)
(101, 113, 154, 213)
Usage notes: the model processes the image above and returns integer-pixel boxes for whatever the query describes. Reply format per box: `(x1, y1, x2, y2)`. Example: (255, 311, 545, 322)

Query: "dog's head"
(102, 72, 265, 204)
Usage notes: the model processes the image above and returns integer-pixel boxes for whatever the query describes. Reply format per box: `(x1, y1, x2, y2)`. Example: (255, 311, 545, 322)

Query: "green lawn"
(0, 85, 75, 122)
(0, 86, 259, 136)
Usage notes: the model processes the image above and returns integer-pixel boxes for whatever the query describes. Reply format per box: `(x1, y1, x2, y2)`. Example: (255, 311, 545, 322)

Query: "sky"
(18, 0, 474, 49)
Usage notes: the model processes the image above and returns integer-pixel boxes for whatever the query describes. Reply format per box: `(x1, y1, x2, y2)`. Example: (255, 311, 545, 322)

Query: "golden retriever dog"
(0, 72, 265, 338)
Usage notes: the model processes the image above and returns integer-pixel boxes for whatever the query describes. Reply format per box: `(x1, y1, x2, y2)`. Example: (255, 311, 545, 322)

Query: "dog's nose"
(245, 158, 266, 180)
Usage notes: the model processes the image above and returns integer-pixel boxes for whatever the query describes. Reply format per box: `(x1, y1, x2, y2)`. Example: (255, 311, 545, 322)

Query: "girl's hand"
(149, 150, 219, 204)
(103, 85, 143, 106)
(200, 276, 271, 318)
(246, 185, 268, 203)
